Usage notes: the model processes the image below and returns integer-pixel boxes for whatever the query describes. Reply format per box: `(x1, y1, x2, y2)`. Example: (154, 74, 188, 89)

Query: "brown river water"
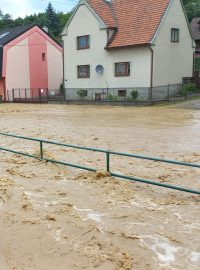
(0, 101, 200, 270)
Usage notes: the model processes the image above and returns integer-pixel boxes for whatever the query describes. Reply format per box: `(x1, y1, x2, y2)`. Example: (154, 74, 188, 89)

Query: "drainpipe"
(193, 51, 195, 76)
(61, 39, 65, 97)
(3, 78, 6, 102)
(149, 46, 154, 103)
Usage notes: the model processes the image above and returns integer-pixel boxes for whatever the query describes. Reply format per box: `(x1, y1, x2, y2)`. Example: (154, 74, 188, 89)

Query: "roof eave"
(105, 43, 150, 50)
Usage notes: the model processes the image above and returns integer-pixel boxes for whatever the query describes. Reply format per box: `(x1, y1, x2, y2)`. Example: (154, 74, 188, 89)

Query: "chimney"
(43, 26, 48, 33)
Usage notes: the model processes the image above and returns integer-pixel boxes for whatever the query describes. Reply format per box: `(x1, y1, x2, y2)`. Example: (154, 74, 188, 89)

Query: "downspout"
(193, 51, 195, 76)
(149, 46, 154, 103)
(3, 78, 6, 102)
(62, 40, 65, 96)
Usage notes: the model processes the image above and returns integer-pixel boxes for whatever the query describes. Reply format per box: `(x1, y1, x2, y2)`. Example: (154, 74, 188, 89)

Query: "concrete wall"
(65, 87, 150, 101)
(152, 0, 194, 86)
(63, 4, 151, 90)
(65, 84, 182, 102)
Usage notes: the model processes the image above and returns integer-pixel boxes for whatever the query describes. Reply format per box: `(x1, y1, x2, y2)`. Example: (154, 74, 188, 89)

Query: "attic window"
(0, 32, 10, 39)
(171, 28, 179, 43)
(77, 35, 90, 50)
(42, 53, 46, 61)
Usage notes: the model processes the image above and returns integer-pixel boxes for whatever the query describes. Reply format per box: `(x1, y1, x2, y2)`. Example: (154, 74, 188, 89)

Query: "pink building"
(0, 24, 63, 101)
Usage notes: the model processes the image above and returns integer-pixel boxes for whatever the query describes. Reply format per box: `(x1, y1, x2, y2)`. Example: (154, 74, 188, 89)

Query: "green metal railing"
(0, 132, 200, 195)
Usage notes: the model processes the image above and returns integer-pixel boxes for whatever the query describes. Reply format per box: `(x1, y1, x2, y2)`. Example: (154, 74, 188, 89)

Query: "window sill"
(77, 47, 90, 50)
(115, 74, 130, 77)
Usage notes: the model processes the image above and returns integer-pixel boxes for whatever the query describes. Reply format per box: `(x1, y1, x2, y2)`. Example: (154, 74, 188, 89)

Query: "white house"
(62, 0, 195, 101)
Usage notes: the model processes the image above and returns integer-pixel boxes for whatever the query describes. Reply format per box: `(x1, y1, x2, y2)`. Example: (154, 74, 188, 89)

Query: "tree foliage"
(184, 0, 200, 22)
(0, 2, 72, 41)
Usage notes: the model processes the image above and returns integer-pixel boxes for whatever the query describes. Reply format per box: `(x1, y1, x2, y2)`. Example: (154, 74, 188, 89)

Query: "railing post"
(106, 151, 110, 172)
(40, 141, 43, 160)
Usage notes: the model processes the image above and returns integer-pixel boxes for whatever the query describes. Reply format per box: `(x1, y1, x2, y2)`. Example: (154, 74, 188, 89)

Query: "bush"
(195, 58, 200, 71)
(130, 90, 139, 100)
(60, 83, 65, 95)
(0, 95, 2, 103)
(180, 83, 197, 96)
(107, 94, 118, 101)
(77, 89, 87, 98)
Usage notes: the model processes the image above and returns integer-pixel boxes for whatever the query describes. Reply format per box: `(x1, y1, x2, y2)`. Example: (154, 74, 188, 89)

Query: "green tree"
(45, 3, 61, 38)
(57, 12, 72, 32)
(184, 0, 200, 22)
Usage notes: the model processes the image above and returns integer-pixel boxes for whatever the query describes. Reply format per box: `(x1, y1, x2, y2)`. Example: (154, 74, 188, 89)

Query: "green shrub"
(195, 58, 200, 71)
(130, 90, 139, 100)
(77, 89, 87, 98)
(127, 97, 133, 102)
(180, 83, 197, 96)
(60, 83, 65, 95)
(0, 95, 2, 103)
(107, 94, 118, 101)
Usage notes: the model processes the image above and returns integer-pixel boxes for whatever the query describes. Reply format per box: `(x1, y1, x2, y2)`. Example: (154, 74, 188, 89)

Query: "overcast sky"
(0, 0, 78, 18)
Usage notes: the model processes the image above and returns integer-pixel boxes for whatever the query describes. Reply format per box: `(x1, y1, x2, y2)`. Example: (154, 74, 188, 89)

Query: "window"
(118, 90, 126, 97)
(171, 28, 179, 42)
(115, 62, 130, 77)
(42, 53, 46, 61)
(77, 65, 90, 78)
(77, 35, 90, 50)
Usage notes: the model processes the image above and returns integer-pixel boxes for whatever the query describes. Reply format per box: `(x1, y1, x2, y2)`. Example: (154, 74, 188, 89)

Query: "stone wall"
(65, 85, 182, 102)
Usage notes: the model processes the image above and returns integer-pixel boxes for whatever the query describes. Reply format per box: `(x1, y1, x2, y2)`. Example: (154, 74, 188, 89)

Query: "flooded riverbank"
(0, 101, 200, 269)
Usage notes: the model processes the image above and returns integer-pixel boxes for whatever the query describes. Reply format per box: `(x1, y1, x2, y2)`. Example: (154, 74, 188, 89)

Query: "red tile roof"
(86, 0, 171, 48)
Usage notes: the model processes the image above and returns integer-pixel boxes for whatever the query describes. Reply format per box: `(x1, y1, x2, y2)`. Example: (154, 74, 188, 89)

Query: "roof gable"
(62, 0, 108, 36)
(0, 24, 62, 77)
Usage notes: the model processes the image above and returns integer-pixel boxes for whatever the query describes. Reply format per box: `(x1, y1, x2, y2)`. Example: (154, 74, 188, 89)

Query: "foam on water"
(191, 251, 200, 263)
(74, 206, 106, 223)
(141, 235, 179, 264)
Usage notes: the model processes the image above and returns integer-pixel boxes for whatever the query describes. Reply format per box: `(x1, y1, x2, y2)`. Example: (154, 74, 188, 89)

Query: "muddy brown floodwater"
(0, 101, 200, 270)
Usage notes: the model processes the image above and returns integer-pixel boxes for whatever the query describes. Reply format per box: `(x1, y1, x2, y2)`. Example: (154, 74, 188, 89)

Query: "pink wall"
(28, 31, 48, 91)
